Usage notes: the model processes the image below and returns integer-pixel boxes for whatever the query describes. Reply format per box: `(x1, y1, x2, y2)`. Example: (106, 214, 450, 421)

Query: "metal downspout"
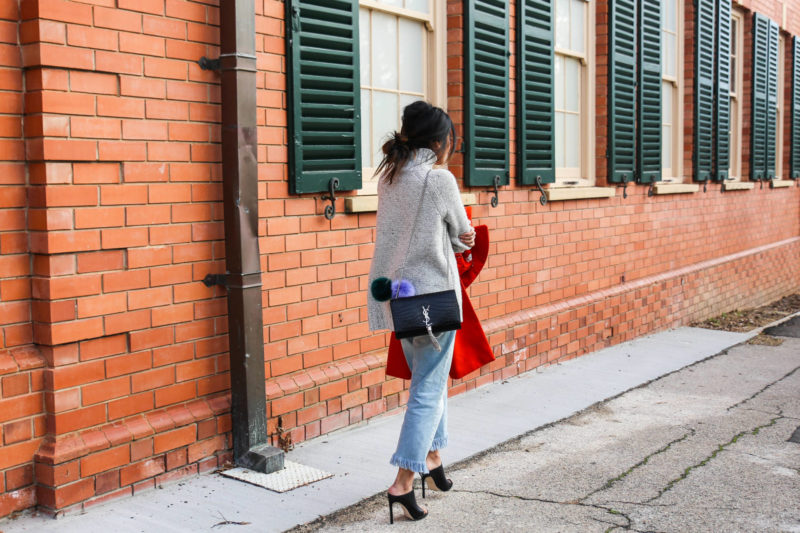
(218, 0, 283, 473)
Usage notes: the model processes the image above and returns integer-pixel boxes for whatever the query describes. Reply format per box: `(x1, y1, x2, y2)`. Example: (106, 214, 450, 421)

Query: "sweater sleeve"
(431, 169, 472, 252)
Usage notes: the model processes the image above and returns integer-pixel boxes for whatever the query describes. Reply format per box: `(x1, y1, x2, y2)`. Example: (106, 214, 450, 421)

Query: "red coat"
(385, 224, 495, 380)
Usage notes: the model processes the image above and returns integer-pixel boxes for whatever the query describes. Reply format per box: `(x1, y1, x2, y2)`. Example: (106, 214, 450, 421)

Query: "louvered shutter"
(764, 19, 779, 180)
(792, 37, 800, 179)
(715, 0, 732, 181)
(516, 0, 554, 185)
(751, 13, 770, 181)
(608, 0, 636, 184)
(637, 0, 661, 183)
(694, 0, 715, 182)
(286, 0, 361, 194)
(465, 0, 510, 187)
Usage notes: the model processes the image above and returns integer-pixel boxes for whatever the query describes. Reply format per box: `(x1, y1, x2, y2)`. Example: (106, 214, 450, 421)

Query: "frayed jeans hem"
(390, 454, 428, 474)
(429, 436, 448, 452)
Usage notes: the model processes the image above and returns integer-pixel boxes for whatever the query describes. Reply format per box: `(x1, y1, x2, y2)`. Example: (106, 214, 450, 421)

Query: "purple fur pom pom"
(391, 279, 416, 298)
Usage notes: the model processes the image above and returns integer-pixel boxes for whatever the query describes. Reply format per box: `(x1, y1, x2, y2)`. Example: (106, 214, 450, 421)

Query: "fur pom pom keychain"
(370, 277, 416, 301)
(370, 277, 393, 302)
(391, 279, 416, 298)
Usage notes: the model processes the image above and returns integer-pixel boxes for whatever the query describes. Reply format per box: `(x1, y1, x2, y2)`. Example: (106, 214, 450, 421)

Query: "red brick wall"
(0, 0, 30, 351)
(0, 1, 46, 520)
(0, 0, 798, 519)
(11, 0, 233, 516)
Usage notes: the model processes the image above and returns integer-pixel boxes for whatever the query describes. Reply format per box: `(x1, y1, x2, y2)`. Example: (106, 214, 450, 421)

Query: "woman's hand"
(459, 229, 476, 249)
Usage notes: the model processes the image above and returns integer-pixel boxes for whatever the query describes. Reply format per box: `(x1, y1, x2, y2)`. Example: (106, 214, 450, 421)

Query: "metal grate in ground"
(220, 461, 334, 493)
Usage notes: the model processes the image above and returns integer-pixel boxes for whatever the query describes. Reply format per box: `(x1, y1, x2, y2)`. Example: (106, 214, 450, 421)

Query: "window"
(661, 0, 683, 180)
(729, 10, 743, 180)
(776, 33, 785, 178)
(554, 0, 594, 185)
(358, 0, 445, 191)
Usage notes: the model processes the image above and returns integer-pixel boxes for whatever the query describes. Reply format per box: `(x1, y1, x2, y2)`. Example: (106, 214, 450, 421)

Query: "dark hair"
(375, 101, 456, 184)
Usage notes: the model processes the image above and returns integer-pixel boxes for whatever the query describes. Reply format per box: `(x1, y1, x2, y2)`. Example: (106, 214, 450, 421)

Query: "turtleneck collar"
(410, 147, 437, 168)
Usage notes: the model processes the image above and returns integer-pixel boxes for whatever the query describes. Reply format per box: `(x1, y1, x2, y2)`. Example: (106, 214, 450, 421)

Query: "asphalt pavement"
(305, 334, 800, 533)
(2, 316, 798, 533)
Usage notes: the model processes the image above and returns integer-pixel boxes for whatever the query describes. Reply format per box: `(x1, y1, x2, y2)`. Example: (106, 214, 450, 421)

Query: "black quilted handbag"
(389, 171, 461, 349)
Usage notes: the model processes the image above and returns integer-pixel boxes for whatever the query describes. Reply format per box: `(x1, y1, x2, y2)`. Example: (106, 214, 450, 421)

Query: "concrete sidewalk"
(0, 326, 763, 533)
(309, 334, 800, 532)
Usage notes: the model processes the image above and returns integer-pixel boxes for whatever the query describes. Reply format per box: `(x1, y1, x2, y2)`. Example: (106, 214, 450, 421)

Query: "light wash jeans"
(390, 330, 455, 473)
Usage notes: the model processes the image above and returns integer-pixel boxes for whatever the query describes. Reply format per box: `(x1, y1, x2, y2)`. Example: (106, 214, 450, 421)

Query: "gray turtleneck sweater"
(367, 149, 472, 332)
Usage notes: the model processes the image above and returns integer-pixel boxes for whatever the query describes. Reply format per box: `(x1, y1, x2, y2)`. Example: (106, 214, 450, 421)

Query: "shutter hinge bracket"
(703, 180, 707, 193)
(488, 175, 502, 207)
(534, 175, 547, 206)
(620, 174, 629, 199)
(322, 177, 340, 220)
(647, 182, 655, 197)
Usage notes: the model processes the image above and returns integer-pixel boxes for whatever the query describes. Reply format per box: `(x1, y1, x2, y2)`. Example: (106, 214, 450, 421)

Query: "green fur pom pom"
(370, 277, 392, 302)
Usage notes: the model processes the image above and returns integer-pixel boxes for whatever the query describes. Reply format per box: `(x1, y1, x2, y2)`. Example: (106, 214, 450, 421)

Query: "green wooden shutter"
(465, 0, 509, 187)
(792, 36, 800, 179)
(516, 0, 554, 185)
(286, 0, 361, 194)
(694, 0, 716, 182)
(751, 13, 770, 181)
(764, 18, 779, 180)
(608, 0, 637, 184)
(714, 0, 732, 181)
(637, 0, 661, 183)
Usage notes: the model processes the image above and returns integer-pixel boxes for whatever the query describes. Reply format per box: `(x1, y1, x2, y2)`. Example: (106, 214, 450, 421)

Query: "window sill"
(770, 179, 793, 188)
(723, 181, 755, 191)
(653, 183, 699, 195)
(545, 186, 616, 202)
(344, 192, 478, 214)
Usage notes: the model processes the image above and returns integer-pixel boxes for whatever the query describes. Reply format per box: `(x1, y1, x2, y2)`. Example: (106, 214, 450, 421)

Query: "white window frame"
(729, 10, 744, 181)
(553, 0, 596, 187)
(358, 0, 446, 194)
(661, 0, 684, 182)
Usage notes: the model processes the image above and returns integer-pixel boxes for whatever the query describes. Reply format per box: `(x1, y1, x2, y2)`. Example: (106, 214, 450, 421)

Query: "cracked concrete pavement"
(297, 337, 800, 533)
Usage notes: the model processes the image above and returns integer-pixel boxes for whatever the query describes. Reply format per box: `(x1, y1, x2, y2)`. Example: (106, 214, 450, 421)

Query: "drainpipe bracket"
(203, 272, 262, 290)
(198, 56, 221, 71)
(238, 444, 285, 474)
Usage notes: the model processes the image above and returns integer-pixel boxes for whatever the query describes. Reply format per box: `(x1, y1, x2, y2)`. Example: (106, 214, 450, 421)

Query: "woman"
(367, 101, 475, 523)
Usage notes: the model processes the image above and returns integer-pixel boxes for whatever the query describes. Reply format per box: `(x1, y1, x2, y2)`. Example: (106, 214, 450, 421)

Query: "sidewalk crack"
(726, 366, 800, 411)
(452, 489, 637, 531)
(579, 429, 696, 501)
(646, 413, 783, 503)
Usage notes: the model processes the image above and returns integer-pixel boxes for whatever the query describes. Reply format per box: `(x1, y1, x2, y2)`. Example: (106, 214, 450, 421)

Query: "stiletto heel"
(387, 490, 427, 523)
(420, 465, 453, 498)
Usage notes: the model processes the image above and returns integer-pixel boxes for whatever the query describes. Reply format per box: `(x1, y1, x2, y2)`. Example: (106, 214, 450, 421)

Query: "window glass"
(662, 0, 678, 78)
(729, 12, 743, 179)
(404, 0, 428, 13)
(662, 81, 673, 173)
(661, 0, 681, 178)
(554, 0, 587, 180)
(730, 18, 737, 92)
(359, 3, 431, 168)
(399, 19, 424, 93)
(776, 35, 785, 178)
(372, 12, 398, 90)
